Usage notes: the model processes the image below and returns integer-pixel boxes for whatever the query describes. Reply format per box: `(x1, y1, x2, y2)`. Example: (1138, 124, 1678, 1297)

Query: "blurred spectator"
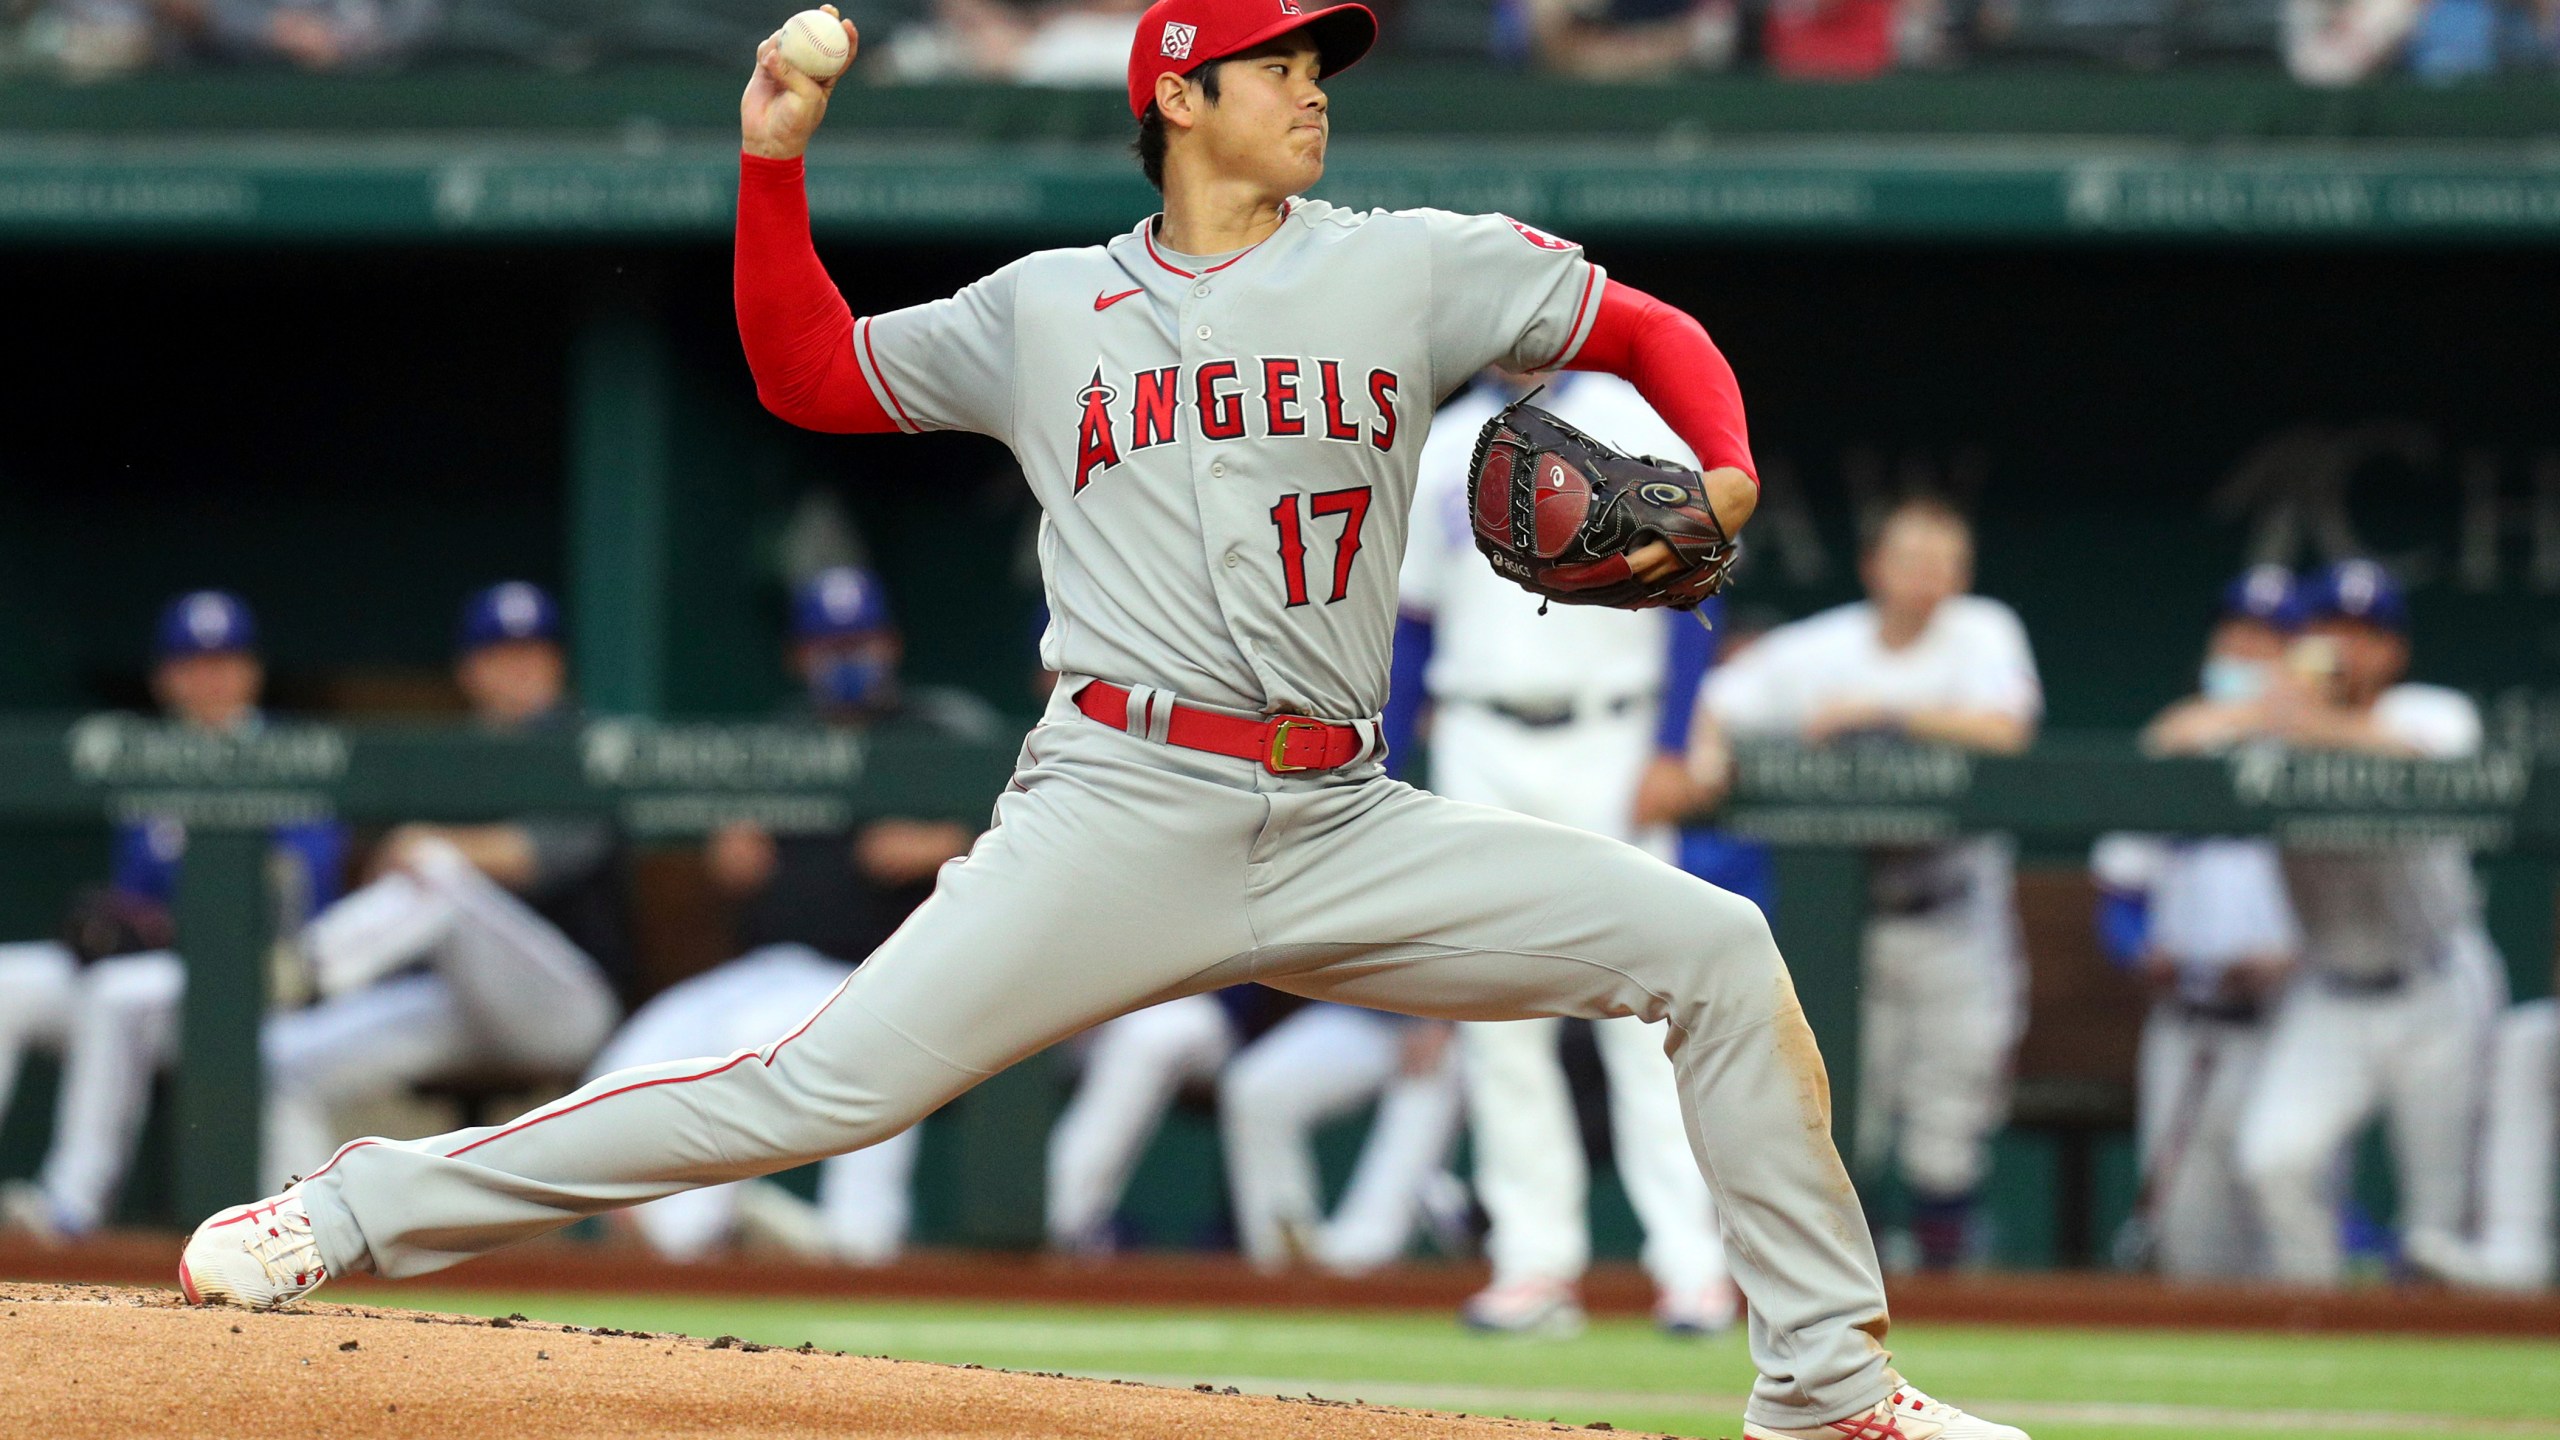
(2280, 0, 2545, 82)
(226, 0, 442, 70)
(25, 0, 437, 79)
(0, 592, 347, 1242)
(593, 565, 1001, 1265)
(880, 0, 1145, 84)
(2224, 560, 2506, 1286)
(2086, 565, 2307, 1280)
(2285, 0, 2426, 82)
(262, 581, 628, 1188)
(1219, 1006, 1467, 1275)
(1763, 0, 1901, 75)
(1686, 497, 2041, 1271)
(1497, 0, 1738, 78)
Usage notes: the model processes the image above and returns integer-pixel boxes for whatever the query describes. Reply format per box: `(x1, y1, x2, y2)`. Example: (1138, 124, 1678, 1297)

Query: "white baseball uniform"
(0, 946, 184, 1236)
(2465, 998, 2558, 1288)
(2235, 684, 2508, 1285)
(585, 943, 919, 1264)
(1044, 993, 1236, 1253)
(7, 801, 341, 1237)
(1400, 372, 1731, 1306)
(263, 834, 623, 1187)
(2089, 832, 2300, 1277)
(1702, 595, 2041, 1208)
(1220, 1003, 1463, 1273)
(0, 942, 79, 1139)
(288, 194, 1899, 1428)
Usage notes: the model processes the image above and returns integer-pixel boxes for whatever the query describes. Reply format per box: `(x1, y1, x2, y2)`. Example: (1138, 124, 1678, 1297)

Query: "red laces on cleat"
(1828, 1406, 1910, 1440)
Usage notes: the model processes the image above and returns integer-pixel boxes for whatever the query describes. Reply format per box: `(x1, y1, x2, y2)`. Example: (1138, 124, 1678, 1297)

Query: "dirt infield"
(0, 1283, 1665, 1440)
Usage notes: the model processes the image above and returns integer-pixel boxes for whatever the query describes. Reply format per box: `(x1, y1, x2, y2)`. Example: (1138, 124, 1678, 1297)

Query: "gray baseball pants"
(297, 683, 1897, 1427)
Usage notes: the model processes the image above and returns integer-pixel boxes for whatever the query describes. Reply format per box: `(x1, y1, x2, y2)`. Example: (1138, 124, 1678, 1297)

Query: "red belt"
(1075, 681, 1371, 775)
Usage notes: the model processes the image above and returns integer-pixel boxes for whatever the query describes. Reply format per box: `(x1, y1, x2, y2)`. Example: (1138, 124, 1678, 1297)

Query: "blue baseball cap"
(456, 581, 561, 655)
(2219, 565, 2305, 630)
(2302, 559, 2410, 632)
(154, 590, 258, 659)
(792, 566, 893, 641)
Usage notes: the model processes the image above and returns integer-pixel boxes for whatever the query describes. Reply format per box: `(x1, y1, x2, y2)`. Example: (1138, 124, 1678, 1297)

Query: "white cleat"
(1745, 1385, 2029, 1440)
(1459, 1277, 1586, 1338)
(177, 1188, 329, 1310)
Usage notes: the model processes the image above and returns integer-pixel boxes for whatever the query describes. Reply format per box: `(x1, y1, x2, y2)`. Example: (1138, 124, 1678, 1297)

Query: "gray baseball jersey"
(854, 201, 1605, 717)
(270, 199, 1910, 1431)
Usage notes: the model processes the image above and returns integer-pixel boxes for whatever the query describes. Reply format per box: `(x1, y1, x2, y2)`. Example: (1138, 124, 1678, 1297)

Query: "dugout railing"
(0, 716, 2550, 1239)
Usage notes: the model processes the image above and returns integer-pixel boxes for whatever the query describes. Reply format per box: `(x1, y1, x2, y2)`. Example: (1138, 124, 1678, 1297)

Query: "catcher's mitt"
(1466, 396, 1739, 611)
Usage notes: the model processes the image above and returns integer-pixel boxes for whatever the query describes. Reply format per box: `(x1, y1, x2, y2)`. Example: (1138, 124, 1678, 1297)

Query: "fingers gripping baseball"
(742, 7, 858, 160)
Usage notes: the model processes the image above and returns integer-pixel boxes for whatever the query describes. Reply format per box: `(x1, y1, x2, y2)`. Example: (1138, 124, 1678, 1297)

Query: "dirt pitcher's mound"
(0, 1283, 1668, 1440)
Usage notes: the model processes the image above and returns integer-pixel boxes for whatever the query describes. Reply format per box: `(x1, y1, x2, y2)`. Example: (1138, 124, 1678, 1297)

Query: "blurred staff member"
(2231, 560, 2506, 1286)
(1394, 368, 1734, 1338)
(595, 565, 999, 1265)
(262, 582, 630, 1186)
(1685, 497, 2041, 1270)
(2088, 567, 2308, 1279)
(1220, 1007, 1467, 1276)
(1, 592, 346, 1241)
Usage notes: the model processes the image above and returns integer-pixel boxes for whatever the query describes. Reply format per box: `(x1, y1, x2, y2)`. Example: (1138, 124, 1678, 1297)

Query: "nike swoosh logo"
(1094, 287, 1143, 312)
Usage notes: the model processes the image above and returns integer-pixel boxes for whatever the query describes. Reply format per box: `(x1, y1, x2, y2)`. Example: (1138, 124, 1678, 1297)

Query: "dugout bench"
(0, 716, 2550, 1251)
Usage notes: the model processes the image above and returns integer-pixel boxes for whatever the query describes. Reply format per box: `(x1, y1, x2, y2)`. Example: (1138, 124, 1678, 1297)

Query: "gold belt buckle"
(1266, 717, 1319, 773)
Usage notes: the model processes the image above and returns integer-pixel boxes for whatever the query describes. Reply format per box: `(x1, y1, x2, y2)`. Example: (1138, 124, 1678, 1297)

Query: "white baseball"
(778, 9, 851, 79)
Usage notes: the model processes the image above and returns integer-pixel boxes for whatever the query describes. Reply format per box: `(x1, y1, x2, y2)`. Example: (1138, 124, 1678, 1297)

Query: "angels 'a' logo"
(1160, 21, 1196, 57)
(1504, 216, 1578, 252)
(1277, 0, 1302, 13)
(1074, 367, 1123, 492)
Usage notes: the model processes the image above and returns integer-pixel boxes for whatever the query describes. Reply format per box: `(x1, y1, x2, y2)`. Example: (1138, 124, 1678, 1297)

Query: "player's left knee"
(1656, 882, 1784, 987)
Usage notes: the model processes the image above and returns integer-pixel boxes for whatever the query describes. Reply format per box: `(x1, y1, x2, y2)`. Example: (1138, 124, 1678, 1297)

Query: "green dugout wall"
(2, 240, 2554, 727)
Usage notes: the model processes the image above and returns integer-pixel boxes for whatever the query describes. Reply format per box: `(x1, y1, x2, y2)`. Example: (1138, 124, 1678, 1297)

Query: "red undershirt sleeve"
(734, 153, 897, 434)
(1567, 278, 1758, 484)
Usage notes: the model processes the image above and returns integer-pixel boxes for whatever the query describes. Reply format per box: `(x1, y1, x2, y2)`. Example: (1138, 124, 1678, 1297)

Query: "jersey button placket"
(1183, 284, 1271, 697)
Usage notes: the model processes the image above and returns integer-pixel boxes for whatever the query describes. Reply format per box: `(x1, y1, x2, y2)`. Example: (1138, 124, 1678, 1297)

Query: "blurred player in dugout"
(1045, 962, 1470, 1271)
(2, 592, 346, 1240)
(2210, 561, 2511, 1286)
(1666, 497, 2042, 1270)
(1391, 366, 1740, 1336)
(262, 582, 633, 1187)
(2090, 566, 2309, 1279)
(592, 565, 1001, 1265)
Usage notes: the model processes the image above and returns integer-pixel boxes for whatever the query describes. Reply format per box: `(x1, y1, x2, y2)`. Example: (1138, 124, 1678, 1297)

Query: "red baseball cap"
(1125, 0, 1379, 119)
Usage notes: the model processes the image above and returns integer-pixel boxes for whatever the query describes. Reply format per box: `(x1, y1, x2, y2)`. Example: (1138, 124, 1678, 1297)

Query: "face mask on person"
(2200, 656, 2269, 703)
(808, 653, 895, 710)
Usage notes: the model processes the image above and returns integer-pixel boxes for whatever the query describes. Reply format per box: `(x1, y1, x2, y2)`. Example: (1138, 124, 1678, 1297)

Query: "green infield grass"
(367, 1287, 2559, 1440)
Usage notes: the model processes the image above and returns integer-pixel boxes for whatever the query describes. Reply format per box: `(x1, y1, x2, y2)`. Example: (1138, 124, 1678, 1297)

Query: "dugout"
(3, 66, 2557, 1265)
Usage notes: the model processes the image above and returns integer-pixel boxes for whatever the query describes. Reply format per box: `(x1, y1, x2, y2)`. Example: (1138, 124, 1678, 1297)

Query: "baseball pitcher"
(178, 7, 2027, 1434)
